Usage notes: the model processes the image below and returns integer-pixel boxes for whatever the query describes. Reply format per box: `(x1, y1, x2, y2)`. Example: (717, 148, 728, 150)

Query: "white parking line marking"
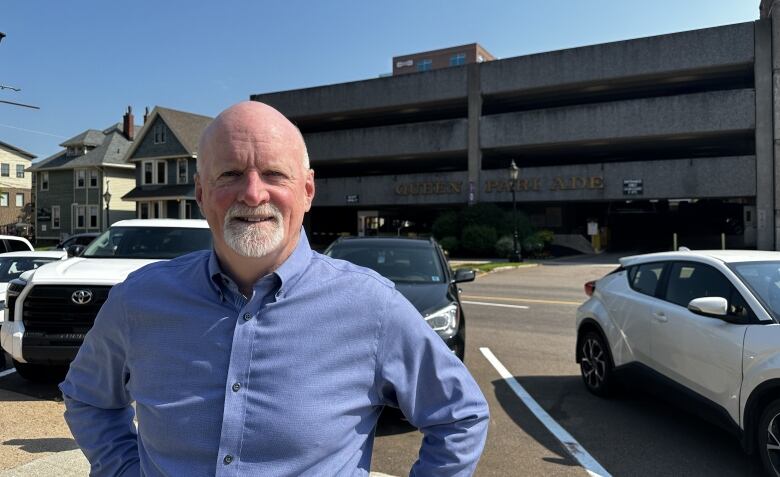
(0, 368, 16, 378)
(462, 300, 529, 310)
(480, 347, 611, 477)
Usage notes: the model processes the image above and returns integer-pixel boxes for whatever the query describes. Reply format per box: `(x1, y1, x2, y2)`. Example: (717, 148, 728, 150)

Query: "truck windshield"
(82, 227, 213, 259)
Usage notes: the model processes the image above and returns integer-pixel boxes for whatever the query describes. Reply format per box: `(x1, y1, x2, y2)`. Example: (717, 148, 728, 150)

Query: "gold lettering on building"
(394, 181, 464, 196)
(484, 176, 604, 193)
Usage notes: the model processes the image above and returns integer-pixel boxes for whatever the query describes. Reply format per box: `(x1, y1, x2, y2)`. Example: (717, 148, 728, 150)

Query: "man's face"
(195, 106, 314, 261)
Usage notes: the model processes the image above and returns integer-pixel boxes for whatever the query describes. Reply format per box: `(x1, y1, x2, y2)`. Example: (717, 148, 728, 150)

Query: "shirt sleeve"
(59, 282, 140, 477)
(374, 288, 489, 477)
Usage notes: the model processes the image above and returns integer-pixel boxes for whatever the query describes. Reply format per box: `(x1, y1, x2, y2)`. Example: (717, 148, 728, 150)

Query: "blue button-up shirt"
(60, 231, 489, 476)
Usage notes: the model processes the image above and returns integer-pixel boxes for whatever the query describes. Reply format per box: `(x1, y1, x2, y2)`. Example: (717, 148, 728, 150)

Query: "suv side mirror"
(454, 268, 476, 283)
(687, 297, 728, 317)
(67, 244, 86, 258)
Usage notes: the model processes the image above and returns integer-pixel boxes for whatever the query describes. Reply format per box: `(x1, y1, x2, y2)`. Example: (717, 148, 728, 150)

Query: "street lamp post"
(509, 160, 522, 262)
(102, 181, 111, 230)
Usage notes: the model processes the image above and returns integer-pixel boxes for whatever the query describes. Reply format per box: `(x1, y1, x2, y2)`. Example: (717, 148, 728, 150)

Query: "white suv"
(577, 250, 780, 476)
(0, 219, 211, 382)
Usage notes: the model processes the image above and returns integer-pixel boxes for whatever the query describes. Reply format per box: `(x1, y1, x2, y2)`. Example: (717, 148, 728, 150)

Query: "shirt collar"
(207, 227, 312, 300)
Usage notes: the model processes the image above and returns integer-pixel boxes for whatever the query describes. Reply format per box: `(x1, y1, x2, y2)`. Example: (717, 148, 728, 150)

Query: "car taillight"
(584, 280, 596, 297)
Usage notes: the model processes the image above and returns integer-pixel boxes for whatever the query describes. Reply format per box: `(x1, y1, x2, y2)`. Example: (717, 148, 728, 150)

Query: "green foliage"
(522, 229, 555, 255)
(432, 211, 459, 239)
(432, 205, 549, 257)
(461, 225, 498, 256)
(494, 235, 516, 259)
(439, 236, 459, 254)
(461, 203, 511, 236)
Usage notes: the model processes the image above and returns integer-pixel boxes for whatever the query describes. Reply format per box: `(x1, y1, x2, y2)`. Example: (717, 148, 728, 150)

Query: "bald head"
(197, 101, 309, 175)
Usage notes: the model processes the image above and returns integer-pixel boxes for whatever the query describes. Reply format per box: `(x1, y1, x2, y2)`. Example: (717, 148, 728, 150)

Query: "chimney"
(144, 106, 150, 124)
(122, 106, 134, 140)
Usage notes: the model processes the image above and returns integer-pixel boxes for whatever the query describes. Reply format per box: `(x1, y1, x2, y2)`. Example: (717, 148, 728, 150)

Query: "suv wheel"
(579, 331, 613, 397)
(759, 399, 780, 476)
(12, 360, 67, 383)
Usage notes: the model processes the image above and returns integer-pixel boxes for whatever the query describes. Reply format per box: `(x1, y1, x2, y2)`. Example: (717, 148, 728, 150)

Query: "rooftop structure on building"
(392, 43, 495, 76)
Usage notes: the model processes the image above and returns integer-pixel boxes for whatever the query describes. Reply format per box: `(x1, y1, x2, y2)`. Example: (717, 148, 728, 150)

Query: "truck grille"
(22, 285, 112, 335)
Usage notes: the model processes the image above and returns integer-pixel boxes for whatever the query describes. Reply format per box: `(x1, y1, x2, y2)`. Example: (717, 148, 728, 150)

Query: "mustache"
(225, 203, 283, 221)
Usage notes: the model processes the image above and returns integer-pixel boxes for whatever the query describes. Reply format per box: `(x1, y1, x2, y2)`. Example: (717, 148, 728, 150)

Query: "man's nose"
(237, 171, 270, 206)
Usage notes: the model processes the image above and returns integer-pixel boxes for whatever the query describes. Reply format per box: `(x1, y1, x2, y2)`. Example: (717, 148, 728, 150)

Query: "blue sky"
(0, 1, 759, 160)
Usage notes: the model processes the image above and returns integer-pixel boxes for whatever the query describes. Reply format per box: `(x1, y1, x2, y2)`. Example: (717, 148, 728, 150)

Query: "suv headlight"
(6, 278, 27, 322)
(424, 303, 459, 339)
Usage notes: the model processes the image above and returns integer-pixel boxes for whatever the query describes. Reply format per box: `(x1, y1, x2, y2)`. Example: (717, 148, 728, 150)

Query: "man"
(60, 101, 489, 476)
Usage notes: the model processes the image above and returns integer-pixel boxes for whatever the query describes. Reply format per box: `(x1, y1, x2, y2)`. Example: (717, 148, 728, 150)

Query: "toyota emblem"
(71, 289, 93, 305)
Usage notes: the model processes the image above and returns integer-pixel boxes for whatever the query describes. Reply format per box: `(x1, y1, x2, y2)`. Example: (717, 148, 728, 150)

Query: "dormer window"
(154, 123, 167, 144)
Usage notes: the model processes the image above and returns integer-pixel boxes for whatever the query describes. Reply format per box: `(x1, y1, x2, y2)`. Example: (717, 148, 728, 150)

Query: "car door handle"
(653, 311, 667, 323)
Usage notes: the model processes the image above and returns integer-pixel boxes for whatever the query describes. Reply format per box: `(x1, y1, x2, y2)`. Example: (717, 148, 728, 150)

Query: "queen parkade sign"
(394, 175, 604, 196)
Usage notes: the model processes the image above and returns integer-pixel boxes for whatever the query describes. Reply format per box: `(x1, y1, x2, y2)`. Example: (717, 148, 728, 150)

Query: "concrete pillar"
(467, 63, 482, 205)
(756, 18, 776, 249)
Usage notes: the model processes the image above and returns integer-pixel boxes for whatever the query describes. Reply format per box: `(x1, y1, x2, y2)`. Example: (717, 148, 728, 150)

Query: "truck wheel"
(12, 360, 67, 383)
(758, 399, 780, 476)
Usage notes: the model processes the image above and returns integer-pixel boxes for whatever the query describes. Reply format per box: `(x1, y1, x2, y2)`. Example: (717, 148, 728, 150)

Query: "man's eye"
(219, 171, 241, 178)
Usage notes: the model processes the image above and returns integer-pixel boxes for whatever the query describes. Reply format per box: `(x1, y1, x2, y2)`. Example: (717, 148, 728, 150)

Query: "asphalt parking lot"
(0, 261, 769, 476)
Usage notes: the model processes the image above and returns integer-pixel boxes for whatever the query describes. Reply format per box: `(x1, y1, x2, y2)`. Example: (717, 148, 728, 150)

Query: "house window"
(74, 205, 86, 228)
(16, 165, 24, 178)
(417, 59, 432, 72)
(154, 123, 167, 144)
(0, 193, 8, 207)
(143, 160, 167, 185)
(52, 206, 60, 229)
(157, 161, 166, 183)
(1, 164, 9, 177)
(75, 169, 86, 188)
(89, 205, 98, 229)
(449, 53, 466, 66)
(177, 158, 188, 184)
(40, 171, 49, 191)
(15, 193, 23, 207)
(89, 169, 98, 188)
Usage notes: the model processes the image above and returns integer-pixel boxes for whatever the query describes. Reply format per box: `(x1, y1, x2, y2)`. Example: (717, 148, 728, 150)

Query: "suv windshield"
(0, 257, 60, 282)
(731, 261, 780, 320)
(325, 240, 445, 284)
(82, 227, 213, 259)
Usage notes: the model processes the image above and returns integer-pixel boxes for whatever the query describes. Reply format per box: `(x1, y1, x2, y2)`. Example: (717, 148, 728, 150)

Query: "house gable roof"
(60, 129, 105, 148)
(30, 126, 138, 171)
(124, 106, 212, 162)
(0, 141, 36, 160)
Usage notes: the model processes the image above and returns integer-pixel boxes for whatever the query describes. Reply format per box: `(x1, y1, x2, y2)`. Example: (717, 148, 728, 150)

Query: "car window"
(731, 261, 780, 321)
(665, 262, 732, 308)
(83, 227, 212, 259)
(629, 263, 664, 297)
(326, 242, 446, 284)
(76, 235, 96, 246)
(6, 239, 31, 252)
(0, 257, 59, 282)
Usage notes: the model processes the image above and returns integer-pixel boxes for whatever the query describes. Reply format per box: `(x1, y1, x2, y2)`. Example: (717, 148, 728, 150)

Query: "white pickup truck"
(0, 219, 212, 382)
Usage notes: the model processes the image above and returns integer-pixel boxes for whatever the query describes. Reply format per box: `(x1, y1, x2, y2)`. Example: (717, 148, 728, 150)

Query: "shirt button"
(232, 382, 241, 392)
(223, 455, 233, 465)
(242, 313, 251, 321)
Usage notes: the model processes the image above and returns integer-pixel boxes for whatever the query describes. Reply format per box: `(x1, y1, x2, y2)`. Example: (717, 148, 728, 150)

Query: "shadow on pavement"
(0, 373, 63, 402)
(375, 407, 416, 436)
(492, 375, 765, 476)
(3, 438, 78, 453)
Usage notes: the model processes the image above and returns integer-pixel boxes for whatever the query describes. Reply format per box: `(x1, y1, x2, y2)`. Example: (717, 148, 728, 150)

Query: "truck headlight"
(6, 278, 26, 322)
(423, 303, 459, 339)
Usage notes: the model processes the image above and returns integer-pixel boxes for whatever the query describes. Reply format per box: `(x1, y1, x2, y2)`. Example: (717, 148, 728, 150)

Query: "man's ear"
(194, 173, 203, 209)
(304, 169, 315, 212)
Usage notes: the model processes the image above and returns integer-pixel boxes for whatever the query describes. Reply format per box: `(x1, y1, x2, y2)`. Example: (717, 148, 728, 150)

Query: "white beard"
(223, 203, 284, 258)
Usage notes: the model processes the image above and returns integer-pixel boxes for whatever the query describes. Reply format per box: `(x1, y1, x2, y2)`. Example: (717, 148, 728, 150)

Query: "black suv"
(324, 236, 475, 359)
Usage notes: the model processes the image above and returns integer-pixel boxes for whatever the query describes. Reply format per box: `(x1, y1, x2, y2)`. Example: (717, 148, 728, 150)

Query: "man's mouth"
(234, 216, 275, 223)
